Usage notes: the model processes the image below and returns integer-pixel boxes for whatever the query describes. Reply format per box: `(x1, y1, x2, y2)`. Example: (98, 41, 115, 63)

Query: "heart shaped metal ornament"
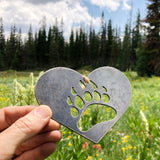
(35, 67, 131, 143)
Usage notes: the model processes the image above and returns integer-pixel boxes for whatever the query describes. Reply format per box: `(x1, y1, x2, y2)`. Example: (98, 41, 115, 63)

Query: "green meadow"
(0, 70, 160, 160)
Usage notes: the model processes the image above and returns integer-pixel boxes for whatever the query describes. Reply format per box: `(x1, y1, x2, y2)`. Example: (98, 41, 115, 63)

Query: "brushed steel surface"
(35, 67, 131, 143)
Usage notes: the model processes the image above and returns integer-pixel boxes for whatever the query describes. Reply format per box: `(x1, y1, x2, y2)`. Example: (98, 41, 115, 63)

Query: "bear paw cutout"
(35, 67, 131, 143)
(67, 79, 116, 131)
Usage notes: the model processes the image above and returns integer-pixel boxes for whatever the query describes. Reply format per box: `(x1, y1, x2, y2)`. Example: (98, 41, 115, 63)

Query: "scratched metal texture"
(35, 67, 131, 143)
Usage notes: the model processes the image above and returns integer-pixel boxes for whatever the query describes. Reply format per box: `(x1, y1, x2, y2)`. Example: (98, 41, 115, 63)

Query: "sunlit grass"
(0, 70, 160, 160)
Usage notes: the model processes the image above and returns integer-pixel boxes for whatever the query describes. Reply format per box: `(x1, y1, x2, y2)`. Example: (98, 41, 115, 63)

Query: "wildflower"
(106, 108, 110, 112)
(98, 146, 102, 152)
(87, 156, 92, 159)
(147, 148, 150, 151)
(92, 144, 102, 152)
(127, 144, 133, 149)
(82, 144, 86, 149)
(68, 135, 72, 138)
(121, 138, 128, 143)
(126, 156, 132, 160)
(121, 135, 130, 143)
(82, 142, 88, 149)
(113, 140, 116, 143)
(121, 132, 125, 136)
(140, 110, 149, 137)
(68, 143, 72, 146)
(85, 142, 88, 146)
(68, 131, 72, 134)
(96, 154, 99, 157)
(109, 128, 112, 132)
(92, 144, 98, 149)
(62, 131, 66, 134)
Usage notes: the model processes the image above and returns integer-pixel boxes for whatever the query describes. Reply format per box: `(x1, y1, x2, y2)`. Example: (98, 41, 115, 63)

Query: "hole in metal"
(83, 91, 92, 102)
(90, 81, 97, 89)
(79, 80, 86, 89)
(67, 96, 73, 105)
(71, 87, 77, 95)
(102, 94, 110, 103)
(71, 107, 79, 118)
(93, 91, 101, 101)
(75, 95, 84, 109)
(78, 104, 116, 131)
(102, 86, 107, 92)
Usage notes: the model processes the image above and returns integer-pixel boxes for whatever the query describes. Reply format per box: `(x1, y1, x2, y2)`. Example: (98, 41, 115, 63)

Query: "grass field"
(0, 69, 160, 160)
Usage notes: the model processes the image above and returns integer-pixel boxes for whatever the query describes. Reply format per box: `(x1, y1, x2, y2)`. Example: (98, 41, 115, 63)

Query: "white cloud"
(88, 0, 131, 11)
(122, 0, 131, 10)
(0, 0, 131, 39)
(0, 0, 100, 38)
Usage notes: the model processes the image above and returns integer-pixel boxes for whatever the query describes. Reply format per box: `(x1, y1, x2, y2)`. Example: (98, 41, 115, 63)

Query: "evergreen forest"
(0, 0, 159, 76)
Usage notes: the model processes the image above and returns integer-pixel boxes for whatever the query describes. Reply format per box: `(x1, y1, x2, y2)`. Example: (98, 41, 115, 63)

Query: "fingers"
(15, 143, 57, 160)
(15, 130, 62, 155)
(42, 119, 61, 132)
(0, 105, 52, 159)
(0, 105, 61, 133)
(0, 105, 37, 131)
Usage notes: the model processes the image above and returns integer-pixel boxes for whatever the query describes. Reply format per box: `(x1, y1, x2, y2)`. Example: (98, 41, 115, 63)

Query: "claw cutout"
(71, 87, 77, 95)
(83, 92, 92, 102)
(71, 107, 79, 118)
(35, 67, 131, 143)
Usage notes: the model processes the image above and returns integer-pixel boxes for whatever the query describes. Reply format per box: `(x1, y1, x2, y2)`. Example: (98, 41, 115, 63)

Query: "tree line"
(0, 0, 159, 76)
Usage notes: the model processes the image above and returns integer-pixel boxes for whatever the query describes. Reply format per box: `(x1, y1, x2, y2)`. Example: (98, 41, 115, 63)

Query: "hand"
(0, 105, 62, 160)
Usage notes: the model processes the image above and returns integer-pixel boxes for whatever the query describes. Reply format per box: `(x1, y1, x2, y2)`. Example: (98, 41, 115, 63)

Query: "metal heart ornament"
(35, 67, 131, 143)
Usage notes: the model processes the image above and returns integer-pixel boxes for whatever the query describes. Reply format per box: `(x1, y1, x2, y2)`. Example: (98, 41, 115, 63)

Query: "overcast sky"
(0, 0, 147, 39)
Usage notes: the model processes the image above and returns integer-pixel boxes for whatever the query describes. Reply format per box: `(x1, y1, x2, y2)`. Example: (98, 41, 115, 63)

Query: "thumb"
(0, 105, 52, 158)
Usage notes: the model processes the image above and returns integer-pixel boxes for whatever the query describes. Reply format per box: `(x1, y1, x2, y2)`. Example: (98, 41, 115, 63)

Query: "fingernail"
(35, 106, 50, 119)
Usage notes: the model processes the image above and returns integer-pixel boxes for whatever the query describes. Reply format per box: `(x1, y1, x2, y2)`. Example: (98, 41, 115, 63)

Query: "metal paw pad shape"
(35, 67, 131, 143)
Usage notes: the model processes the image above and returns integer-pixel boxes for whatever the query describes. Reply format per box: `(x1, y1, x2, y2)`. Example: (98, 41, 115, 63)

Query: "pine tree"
(48, 23, 60, 67)
(58, 19, 65, 66)
(36, 28, 47, 68)
(132, 11, 142, 70)
(122, 24, 132, 71)
(111, 27, 122, 68)
(74, 29, 81, 68)
(99, 12, 107, 66)
(5, 25, 17, 69)
(76, 27, 88, 67)
(69, 29, 75, 68)
(145, 0, 160, 75)
(12, 28, 22, 70)
(23, 25, 36, 69)
(89, 23, 100, 66)
(107, 19, 114, 66)
(116, 28, 123, 69)
(0, 18, 5, 69)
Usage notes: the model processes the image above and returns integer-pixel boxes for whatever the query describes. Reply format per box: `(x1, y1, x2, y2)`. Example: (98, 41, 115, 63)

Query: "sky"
(0, 0, 148, 39)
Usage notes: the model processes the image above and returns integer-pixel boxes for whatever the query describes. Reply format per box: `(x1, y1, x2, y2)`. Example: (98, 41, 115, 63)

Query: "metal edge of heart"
(35, 66, 132, 143)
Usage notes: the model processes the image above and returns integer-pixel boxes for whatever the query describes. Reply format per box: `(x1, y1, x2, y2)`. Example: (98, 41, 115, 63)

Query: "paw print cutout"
(67, 78, 116, 132)
(35, 67, 131, 143)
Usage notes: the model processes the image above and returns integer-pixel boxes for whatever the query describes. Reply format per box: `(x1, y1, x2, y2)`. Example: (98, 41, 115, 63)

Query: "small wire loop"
(83, 76, 90, 84)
